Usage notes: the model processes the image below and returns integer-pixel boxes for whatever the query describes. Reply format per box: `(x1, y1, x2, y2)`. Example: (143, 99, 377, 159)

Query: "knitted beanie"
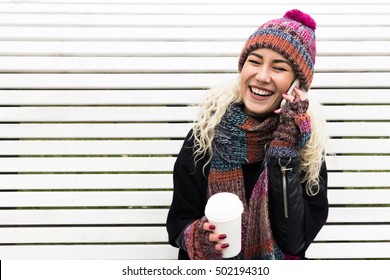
(238, 9, 317, 91)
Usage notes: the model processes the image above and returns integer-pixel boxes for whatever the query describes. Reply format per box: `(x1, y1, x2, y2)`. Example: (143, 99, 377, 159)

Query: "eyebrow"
(248, 53, 292, 66)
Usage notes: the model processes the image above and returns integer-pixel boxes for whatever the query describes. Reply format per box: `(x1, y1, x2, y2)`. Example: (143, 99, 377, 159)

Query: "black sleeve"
(166, 130, 209, 248)
(268, 157, 328, 257)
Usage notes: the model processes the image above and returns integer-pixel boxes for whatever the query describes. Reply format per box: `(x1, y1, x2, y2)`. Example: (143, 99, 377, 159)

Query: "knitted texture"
(269, 99, 311, 158)
(238, 9, 316, 91)
(208, 104, 284, 259)
(295, 114, 311, 148)
(184, 216, 222, 260)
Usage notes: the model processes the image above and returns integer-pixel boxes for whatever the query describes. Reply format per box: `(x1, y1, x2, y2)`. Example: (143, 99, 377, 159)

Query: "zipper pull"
(281, 166, 293, 174)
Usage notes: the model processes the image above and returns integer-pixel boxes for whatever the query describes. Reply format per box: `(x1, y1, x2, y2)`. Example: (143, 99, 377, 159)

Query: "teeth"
(250, 86, 273, 96)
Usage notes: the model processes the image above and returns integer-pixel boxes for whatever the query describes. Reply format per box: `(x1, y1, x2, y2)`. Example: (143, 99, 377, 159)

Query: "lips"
(249, 86, 274, 97)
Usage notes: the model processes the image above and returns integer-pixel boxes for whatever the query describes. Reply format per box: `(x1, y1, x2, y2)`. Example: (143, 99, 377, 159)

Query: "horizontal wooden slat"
(0, 90, 204, 105)
(0, 73, 236, 89)
(0, 123, 193, 139)
(0, 239, 387, 260)
(0, 56, 389, 72)
(0, 242, 389, 260)
(0, 244, 178, 260)
(0, 27, 388, 41)
(0, 56, 236, 73)
(0, 156, 388, 172)
(0, 207, 388, 226)
(0, 3, 388, 15)
(0, 174, 173, 190)
(327, 207, 390, 223)
(0, 122, 388, 138)
(0, 191, 173, 207)
(0, 14, 389, 27)
(0, 209, 169, 225)
(315, 225, 390, 241)
(0, 157, 177, 172)
(326, 122, 390, 137)
(0, 189, 388, 207)
(316, 56, 390, 72)
(323, 106, 390, 121)
(0, 105, 389, 122)
(0, 89, 389, 106)
(0, 224, 388, 244)
(0, 227, 168, 243)
(0, 139, 388, 155)
(0, 41, 389, 56)
(311, 89, 390, 104)
(326, 156, 390, 171)
(0, 73, 389, 89)
(0, 140, 183, 155)
(328, 173, 390, 188)
(326, 139, 390, 154)
(306, 242, 390, 259)
(0, 107, 199, 122)
(328, 189, 390, 205)
(319, 42, 390, 56)
(0, 172, 387, 190)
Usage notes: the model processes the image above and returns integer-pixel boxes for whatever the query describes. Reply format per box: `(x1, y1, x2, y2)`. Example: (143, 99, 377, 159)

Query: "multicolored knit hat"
(238, 9, 317, 91)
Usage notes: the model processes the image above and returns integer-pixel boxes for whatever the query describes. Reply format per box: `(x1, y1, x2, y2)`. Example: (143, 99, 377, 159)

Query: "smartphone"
(280, 78, 300, 108)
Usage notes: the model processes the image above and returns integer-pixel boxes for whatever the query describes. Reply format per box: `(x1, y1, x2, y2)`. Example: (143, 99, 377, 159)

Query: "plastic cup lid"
(205, 192, 244, 222)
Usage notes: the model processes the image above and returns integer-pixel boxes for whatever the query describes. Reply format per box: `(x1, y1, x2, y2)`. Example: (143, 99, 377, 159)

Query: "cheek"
(239, 63, 256, 83)
(266, 94, 282, 111)
(272, 94, 284, 109)
(277, 75, 296, 93)
(274, 92, 283, 103)
(239, 69, 248, 86)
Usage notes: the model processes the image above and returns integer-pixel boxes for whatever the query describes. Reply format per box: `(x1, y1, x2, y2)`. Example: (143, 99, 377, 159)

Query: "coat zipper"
(278, 158, 292, 219)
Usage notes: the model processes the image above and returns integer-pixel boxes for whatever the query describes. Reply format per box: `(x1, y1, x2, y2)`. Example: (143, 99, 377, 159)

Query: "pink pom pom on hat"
(238, 9, 317, 91)
(284, 9, 316, 31)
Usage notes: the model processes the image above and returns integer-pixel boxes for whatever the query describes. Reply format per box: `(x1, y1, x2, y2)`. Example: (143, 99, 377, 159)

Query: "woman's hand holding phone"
(275, 79, 307, 114)
(271, 80, 311, 151)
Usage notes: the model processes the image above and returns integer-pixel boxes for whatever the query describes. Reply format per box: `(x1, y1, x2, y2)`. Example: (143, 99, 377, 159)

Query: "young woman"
(166, 9, 329, 260)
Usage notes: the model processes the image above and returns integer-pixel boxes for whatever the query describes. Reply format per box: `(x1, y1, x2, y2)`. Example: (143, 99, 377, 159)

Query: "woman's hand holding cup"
(203, 222, 229, 251)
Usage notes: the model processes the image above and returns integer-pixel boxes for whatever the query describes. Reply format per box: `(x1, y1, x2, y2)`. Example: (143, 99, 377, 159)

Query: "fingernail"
(209, 225, 215, 230)
(221, 243, 229, 249)
(218, 234, 227, 240)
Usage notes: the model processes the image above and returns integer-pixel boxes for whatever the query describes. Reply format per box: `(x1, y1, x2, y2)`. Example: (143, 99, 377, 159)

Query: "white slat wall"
(0, 0, 389, 260)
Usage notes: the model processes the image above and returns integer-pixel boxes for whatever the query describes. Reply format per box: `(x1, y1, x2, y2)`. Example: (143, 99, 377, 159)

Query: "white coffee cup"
(205, 192, 244, 258)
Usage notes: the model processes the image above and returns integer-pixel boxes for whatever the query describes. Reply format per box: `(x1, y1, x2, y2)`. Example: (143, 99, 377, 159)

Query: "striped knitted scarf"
(208, 104, 284, 259)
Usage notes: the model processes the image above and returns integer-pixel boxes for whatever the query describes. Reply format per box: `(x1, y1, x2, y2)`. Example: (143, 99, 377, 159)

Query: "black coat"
(166, 130, 328, 259)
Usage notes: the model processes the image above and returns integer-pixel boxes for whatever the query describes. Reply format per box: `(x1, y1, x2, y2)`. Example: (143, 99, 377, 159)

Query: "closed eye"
(248, 59, 261, 65)
(273, 66, 287, 71)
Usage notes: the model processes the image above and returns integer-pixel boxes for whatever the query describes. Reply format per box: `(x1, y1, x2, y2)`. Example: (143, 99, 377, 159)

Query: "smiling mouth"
(249, 86, 274, 97)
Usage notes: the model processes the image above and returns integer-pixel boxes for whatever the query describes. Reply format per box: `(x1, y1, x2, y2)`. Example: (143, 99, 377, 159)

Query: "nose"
(255, 67, 271, 83)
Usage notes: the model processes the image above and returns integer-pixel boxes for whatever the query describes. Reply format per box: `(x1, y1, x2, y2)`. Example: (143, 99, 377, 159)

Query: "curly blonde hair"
(192, 76, 328, 193)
